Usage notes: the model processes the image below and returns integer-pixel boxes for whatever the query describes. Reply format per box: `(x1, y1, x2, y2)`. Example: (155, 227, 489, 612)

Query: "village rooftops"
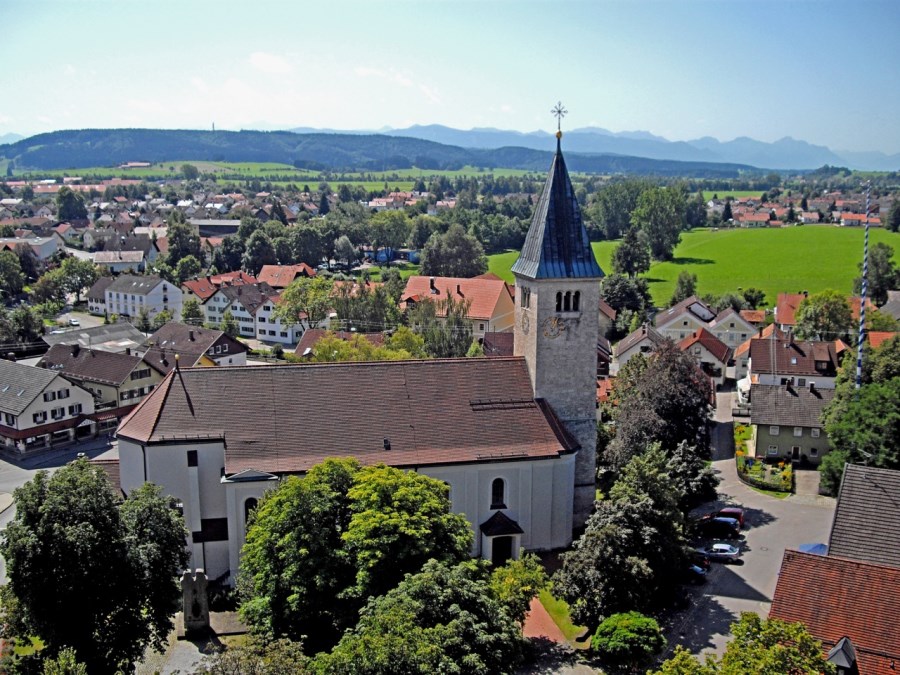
(117, 357, 579, 475)
(677, 327, 732, 364)
(38, 344, 156, 387)
(0, 359, 61, 416)
(749, 336, 840, 377)
(182, 271, 258, 302)
(257, 264, 316, 289)
(107, 274, 166, 296)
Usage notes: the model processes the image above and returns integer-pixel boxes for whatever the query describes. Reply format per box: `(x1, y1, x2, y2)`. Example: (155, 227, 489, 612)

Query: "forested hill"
(0, 128, 757, 177)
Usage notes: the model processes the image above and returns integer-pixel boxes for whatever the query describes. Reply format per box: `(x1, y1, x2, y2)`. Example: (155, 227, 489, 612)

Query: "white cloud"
(419, 83, 441, 104)
(249, 52, 292, 74)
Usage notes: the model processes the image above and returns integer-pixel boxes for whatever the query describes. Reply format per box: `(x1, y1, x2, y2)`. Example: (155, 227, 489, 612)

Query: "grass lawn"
(701, 190, 768, 201)
(488, 226, 900, 306)
(538, 589, 587, 644)
(749, 485, 792, 500)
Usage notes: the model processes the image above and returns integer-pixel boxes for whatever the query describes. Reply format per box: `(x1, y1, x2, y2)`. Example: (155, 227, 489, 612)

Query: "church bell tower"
(512, 110, 604, 528)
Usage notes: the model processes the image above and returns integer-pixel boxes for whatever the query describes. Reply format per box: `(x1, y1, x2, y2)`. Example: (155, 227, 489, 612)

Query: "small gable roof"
(402, 276, 513, 321)
(614, 323, 666, 358)
(749, 383, 834, 427)
(257, 264, 316, 289)
(677, 327, 732, 364)
(0, 360, 61, 415)
(828, 464, 900, 567)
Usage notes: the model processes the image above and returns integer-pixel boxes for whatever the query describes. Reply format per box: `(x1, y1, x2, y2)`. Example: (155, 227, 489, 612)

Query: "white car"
(697, 542, 741, 563)
(68, 318, 80, 326)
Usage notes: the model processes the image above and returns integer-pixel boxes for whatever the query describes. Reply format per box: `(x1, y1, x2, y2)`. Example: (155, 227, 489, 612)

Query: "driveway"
(666, 390, 836, 659)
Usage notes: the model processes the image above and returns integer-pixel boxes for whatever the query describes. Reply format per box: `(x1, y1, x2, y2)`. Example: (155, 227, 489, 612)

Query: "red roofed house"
(677, 327, 732, 388)
(256, 263, 316, 290)
(117, 136, 604, 582)
(776, 292, 875, 331)
(402, 274, 515, 340)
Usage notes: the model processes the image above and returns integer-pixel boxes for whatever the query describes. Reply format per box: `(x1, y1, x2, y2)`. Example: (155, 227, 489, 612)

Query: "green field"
(488, 226, 900, 306)
(701, 190, 767, 201)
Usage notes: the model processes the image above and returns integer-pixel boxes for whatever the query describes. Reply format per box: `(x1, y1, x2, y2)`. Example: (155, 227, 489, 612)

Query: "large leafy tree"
(369, 210, 410, 259)
(611, 226, 651, 278)
(55, 186, 88, 221)
(165, 213, 202, 267)
(553, 446, 688, 628)
(651, 614, 835, 675)
(181, 297, 205, 326)
(239, 460, 473, 652)
(309, 328, 426, 363)
(886, 198, 900, 232)
(853, 241, 898, 306)
(0, 459, 188, 673)
(0, 250, 25, 298)
(670, 270, 698, 306)
(275, 276, 334, 329)
(420, 223, 488, 278)
(242, 230, 277, 275)
(211, 236, 245, 272)
(316, 560, 526, 675)
(587, 179, 648, 240)
(58, 256, 99, 302)
(631, 186, 686, 261)
(407, 292, 473, 358)
(331, 281, 400, 331)
(794, 289, 852, 340)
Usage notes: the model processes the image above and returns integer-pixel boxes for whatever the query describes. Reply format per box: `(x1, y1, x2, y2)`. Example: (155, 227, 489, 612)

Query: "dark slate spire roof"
(511, 136, 604, 280)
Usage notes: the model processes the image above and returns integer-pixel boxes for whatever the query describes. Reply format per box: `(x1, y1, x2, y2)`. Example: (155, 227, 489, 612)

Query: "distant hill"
(0, 132, 24, 145)
(0, 128, 756, 177)
(292, 123, 896, 171)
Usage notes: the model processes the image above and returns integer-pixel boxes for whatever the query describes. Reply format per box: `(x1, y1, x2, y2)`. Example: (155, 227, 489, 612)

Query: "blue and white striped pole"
(855, 182, 870, 390)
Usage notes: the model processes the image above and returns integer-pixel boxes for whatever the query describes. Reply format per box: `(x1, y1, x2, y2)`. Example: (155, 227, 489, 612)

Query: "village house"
(116, 135, 603, 580)
(38, 344, 166, 433)
(93, 250, 145, 274)
(42, 322, 147, 355)
(677, 328, 732, 389)
(611, 323, 667, 374)
(254, 294, 308, 345)
(256, 263, 316, 290)
(775, 292, 874, 332)
(0, 235, 61, 260)
(749, 382, 834, 465)
(746, 334, 842, 390)
(104, 274, 184, 321)
(654, 296, 717, 341)
(0, 359, 96, 454)
(143, 323, 247, 373)
(402, 274, 516, 340)
(204, 282, 276, 339)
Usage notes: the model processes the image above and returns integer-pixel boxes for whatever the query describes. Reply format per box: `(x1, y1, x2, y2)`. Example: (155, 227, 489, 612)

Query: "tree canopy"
(239, 460, 473, 651)
(794, 289, 852, 341)
(55, 186, 88, 221)
(407, 291, 474, 358)
(275, 276, 334, 329)
(853, 241, 898, 306)
(0, 459, 188, 673)
(631, 186, 685, 261)
(420, 223, 488, 278)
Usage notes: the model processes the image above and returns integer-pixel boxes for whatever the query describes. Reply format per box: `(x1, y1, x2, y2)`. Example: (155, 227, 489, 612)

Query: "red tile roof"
(770, 551, 900, 675)
(181, 271, 258, 302)
(402, 276, 512, 320)
(677, 327, 732, 364)
(293, 329, 384, 356)
(778, 293, 875, 326)
(739, 309, 765, 324)
(867, 331, 897, 348)
(256, 264, 316, 289)
(117, 358, 577, 475)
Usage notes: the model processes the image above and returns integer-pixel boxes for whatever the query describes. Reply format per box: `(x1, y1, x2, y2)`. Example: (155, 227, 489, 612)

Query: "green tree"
(853, 241, 898, 306)
(885, 198, 900, 232)
(31, 268, 67, 305)
(0, 250, 25, 298)
(611, 226, 651, 278)
(0, 459, 189, 674)
(275, 276, 334, 329)
(590, 611, 665, 670)
(40, 648, 89, 675)
(175, 254, 202, 284)
(742, 287, 766, 309)
(199, 635, 310, 675)
(55, 186, 88, 221)
(181, 297, 205, 326)
(316, 560, 525, 675)
(407, 292, 473, 358)
(151, 309, 172, 331)
(318, 192, 330, 216)
(331, 280, 400, 330)
(684, 190, 708, 230)
(211, 236, 245, 272)
(242, 230, 277, 275)
(368, 210, 410, 262)
(631, 186, 685, 261)
(180, 163, 200, 180)
(587, 179, 648, 240)
(136, 306, 152, 333)
(420, 223, 488, 277)
(240, 461, 472, 651)
(651, 614, 835, 675)
(670, 271, 698, 306)
(165, 215, 201, 267)
(721, 200, 733, 222)
(58, 256, 98, 303)
(333, 235, 356, 265)
(220, 308, 238, 337)
(553, 446, 688, 628)
(795, 289, 852, 340)
(488, 554, 548, 625)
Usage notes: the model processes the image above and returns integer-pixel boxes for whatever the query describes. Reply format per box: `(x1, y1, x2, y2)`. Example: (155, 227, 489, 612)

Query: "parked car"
(68, 318, 80, 326)
(696, 542, 741, 563)
(690, 551, 711, 570)
(683, 564, 708, 584)
(696, 516, 741, 540)
(717, 507, 745, 528)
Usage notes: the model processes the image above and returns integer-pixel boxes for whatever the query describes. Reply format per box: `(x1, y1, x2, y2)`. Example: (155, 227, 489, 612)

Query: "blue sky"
(3, 0, 899, 153)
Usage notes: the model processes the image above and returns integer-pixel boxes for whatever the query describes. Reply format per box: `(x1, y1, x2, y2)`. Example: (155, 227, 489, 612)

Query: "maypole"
(854, 182, 871, 390)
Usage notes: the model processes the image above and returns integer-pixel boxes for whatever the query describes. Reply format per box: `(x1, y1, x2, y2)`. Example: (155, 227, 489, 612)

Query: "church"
(117, 131, 604, 583)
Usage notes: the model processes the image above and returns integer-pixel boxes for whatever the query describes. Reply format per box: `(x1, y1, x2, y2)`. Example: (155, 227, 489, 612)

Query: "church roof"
(117, 357, 578, 475)
(511, 137, 604, 280)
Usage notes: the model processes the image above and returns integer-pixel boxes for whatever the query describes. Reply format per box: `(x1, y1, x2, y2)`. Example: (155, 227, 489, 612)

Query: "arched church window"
(491, 478, 506, 509)
(563, 291, 571, 312)
(573, 291, 581, 312)
(244, 497, 258, 529)
(555, 292, 562, 312)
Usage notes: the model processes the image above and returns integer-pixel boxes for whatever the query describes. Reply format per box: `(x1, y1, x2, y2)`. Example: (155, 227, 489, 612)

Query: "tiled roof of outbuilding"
(749, 383, 833, 427)
(828, 464, 900, 567)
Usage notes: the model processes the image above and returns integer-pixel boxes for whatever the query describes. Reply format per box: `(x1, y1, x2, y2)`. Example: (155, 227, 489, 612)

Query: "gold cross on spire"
(551, 101, 567, 137)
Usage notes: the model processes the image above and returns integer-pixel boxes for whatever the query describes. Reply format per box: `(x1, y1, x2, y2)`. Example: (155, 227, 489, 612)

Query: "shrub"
(591, 611, 665, 668)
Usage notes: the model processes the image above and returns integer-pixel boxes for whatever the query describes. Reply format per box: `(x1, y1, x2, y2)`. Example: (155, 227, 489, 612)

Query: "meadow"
(488, 225, 900, 306)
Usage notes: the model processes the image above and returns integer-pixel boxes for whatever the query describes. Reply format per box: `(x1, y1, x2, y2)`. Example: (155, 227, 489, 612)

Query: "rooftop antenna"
(854, 181, 871, 391)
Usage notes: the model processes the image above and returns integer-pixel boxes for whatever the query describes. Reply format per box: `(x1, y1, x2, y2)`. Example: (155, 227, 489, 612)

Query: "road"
(665, 389, 836, 659)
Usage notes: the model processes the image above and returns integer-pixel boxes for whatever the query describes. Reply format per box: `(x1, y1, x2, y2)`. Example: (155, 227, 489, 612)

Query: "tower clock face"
(520, 312, 530, 334)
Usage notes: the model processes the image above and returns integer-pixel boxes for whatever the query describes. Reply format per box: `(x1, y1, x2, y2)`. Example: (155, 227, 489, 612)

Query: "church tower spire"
(513, 107, 604, 528)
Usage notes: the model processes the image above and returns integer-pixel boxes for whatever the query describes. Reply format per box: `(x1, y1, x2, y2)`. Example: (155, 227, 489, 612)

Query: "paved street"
(666, 389, 836, 660)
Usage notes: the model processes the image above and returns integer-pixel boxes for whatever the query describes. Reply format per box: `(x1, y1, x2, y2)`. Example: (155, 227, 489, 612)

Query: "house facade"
(105, 275, 184, 321)
(749, 383, 834, 464)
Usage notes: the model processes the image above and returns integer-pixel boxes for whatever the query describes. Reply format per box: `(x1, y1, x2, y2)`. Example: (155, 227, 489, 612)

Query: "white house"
(611, 323, 667, 374)
(654, 296, 717, 341)
(0, 359, 96, 454)
(254, 295, 308, 345)
(93, 250, 145, 274)
(709, 308, 756, 348)
(105, 275, 183, 321)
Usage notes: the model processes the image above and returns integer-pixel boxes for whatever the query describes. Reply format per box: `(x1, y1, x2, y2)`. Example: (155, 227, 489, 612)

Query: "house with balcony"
(0, 359, 96, 454)
(38, 344, 166, 433)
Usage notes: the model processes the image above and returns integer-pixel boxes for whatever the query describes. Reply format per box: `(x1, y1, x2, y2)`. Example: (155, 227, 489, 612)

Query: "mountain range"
(293, 124, 900, 171)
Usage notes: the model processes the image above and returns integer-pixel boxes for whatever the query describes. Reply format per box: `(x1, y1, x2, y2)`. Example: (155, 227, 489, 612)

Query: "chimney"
(383, 437, 391, 451)
(189, 330, 194, 341)
(429, 277, 437, 294)
(125, 347, 131, 356)
(456, 283, 463, 296)
(809, 382, 815, 393)
(71, 344, 80, 357)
